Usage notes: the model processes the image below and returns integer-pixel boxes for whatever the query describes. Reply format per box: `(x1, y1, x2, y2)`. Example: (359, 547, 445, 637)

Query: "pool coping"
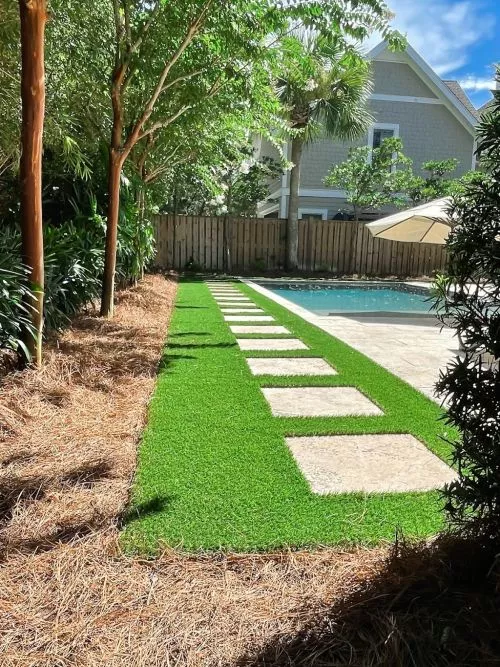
(242, 279, 453, 405)
(241, 279, 433, 323)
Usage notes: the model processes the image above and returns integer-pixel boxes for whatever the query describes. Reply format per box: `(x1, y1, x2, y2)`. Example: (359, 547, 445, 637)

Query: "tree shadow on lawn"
(238, 535, 500, 667)
(169, 332, 212, 337)
(166, 342, 237, 350)
(121, 496, 174, 526)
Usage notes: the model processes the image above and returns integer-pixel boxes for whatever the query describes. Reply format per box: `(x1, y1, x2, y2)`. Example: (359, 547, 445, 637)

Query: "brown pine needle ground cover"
(0, 274, 499, 666)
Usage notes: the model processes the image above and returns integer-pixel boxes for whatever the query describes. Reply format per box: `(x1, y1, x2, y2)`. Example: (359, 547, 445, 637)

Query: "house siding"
(372, 61, 438, 98)
(370, 99, 474, 175)
(258, 45, 476, 219)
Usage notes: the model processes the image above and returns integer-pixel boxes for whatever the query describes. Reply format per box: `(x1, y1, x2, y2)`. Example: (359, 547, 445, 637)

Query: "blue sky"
(383, 0, 499, 108)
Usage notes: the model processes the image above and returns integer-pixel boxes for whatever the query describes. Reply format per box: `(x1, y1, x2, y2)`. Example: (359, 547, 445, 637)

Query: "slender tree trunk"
(101, 150, 123, 317)
(349, 207, 360, 275)
(287, 136, 303, 272)
(137, 184, 146, 283)
(19, 0, 47, 367)
(223, 184, 232, 273)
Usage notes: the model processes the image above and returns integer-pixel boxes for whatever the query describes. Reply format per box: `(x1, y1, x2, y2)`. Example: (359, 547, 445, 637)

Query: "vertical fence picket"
(152, 214, 446, 277)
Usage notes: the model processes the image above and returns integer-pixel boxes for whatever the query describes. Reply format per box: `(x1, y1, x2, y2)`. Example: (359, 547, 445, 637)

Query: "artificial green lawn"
(122, 278, 456, 553)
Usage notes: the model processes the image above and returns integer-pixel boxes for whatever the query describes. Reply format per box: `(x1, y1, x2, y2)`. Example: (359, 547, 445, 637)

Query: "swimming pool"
(257, 281, 433, 316)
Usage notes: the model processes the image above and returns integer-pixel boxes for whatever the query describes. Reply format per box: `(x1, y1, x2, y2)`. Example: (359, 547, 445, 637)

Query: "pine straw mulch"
(1, 273, 500, 666)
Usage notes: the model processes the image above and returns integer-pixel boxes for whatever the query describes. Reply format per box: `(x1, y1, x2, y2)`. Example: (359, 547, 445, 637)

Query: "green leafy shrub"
(433, 75, 500, 542)
(0, 197, 154, 345)
(0, 230, 34, 358)
(43, 214, 105, 331)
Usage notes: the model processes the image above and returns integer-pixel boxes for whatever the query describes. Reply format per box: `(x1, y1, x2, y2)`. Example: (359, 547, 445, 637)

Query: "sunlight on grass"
(122, 279, 455, 553)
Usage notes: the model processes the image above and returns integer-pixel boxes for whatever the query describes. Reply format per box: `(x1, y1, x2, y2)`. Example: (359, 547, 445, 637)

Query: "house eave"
(367, 41, 478, 135)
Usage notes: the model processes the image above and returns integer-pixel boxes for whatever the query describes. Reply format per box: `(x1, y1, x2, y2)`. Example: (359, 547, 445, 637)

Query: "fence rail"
(153, 214, 447, 277)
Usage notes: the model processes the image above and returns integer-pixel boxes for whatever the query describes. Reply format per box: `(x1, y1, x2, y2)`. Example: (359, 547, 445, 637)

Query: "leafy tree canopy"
(324, 137, 412, 219)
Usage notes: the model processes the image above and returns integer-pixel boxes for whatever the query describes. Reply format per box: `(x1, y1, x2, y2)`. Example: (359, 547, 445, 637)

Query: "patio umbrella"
(366, 197, 453, 244)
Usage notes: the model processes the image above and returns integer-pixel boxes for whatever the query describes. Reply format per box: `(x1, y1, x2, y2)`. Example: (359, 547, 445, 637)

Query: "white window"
(298, 208, 328, 221)
(367, 123, 400, 170)
(367, 123, 400, 151)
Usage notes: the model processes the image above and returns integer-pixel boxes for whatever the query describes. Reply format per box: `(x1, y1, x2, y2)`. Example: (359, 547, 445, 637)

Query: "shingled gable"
(368, 41, 478, 134)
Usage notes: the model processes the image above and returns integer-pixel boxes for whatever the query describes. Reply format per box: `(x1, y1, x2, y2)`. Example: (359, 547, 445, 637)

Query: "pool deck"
(245, 280, 458, 404)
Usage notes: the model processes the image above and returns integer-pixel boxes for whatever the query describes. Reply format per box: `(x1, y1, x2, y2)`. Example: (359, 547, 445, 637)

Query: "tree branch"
(137, 104, 192, 142)
(129, 0, 161, 55)
(122, 0, 214, 157)
(123, 0, 132, 48)
(160, 69, 205, 93)
(145, 153, 194, 183)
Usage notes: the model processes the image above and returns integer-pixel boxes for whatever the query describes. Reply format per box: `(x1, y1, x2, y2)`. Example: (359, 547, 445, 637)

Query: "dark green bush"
(0, 229, 34, 358)
(0, 198, 155, 349)
(433, 73, 500, 542)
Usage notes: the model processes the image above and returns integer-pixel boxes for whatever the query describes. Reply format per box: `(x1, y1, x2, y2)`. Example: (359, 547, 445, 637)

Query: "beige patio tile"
(237, 338, 308, 351)
(224, 315, 274, 322)
(230, 325, 290, 335)
(261, 387, 382, 417)
(286, 434, 457, 493)
(221, 308, 263, 313)
(246, 357, 336, 376)
(213, 294, 249, 299)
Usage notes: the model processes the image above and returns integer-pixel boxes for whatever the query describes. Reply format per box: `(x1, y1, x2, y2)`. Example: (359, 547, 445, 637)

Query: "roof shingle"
(442, 80, 479, 119)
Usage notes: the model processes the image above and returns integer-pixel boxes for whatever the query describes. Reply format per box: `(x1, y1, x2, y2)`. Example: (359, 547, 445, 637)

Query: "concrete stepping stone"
(214, 297, 251, 302)
(261, 387, 382, 417)
(231, 325, 290, 335)
(212, 292, 241, 296)
(221, 308, 263, 313)
(224, 315, 274, 322)
(246, 357, 336, 376)
(217, 303, 254, 308)
(237, 338, 308, 351)
(286, 434, 457, 494)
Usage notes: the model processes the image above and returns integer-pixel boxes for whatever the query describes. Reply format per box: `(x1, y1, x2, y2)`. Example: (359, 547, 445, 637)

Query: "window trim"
(298, 207, 328, 221)
(367, 123, 400, 170)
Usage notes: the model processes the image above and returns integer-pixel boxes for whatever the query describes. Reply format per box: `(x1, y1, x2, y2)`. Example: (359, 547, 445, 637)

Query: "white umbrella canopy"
(366, 197, 453, 245)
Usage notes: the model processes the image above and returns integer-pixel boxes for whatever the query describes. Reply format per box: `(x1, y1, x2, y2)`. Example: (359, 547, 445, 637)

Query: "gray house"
(257, 41, 478, 220)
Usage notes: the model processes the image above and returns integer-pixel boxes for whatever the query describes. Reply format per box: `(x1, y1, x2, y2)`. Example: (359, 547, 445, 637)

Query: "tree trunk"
(348, 208, 360, 275)
(19, 0, 47, 367)
(136, 184, 146, 283)
(100, 150, 123, 317)
(286, 136, 303, 272)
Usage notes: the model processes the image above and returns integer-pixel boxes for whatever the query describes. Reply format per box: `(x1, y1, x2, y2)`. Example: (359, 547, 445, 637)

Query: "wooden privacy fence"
(153, 214, 447, 277)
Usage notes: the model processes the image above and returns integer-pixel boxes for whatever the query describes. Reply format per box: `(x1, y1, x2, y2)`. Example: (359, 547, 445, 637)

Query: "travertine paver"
(246, 357, 337, 376)
(221, 307, 263, 313)
(244, 280, 456, 404)
(237, 338, 308, 351)
(286, 434, 457, 493)
(213, 293, 242, 297)
(214, 295, 250, 299)
(231, 325, 290, 335)
(224, 315, 274, 322)
(262, 387, 382, 417)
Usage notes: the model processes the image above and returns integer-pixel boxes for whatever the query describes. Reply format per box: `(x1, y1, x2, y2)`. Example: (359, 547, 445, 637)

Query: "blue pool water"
(260, 282, 432, 316)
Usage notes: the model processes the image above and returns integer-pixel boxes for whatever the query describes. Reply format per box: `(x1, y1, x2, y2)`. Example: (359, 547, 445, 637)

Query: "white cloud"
(375, 0, 495, 77)
(459, 76, 495, 91)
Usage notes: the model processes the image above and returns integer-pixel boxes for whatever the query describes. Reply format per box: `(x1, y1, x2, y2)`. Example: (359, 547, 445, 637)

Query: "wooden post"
(19, 0, 47, 367)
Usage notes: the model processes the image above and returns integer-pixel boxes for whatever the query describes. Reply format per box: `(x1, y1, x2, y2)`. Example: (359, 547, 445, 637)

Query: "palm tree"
(277, 36, 373, 271)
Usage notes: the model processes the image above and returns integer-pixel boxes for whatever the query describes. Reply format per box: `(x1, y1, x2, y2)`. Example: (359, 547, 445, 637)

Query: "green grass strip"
(122, 278, 456, 554)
